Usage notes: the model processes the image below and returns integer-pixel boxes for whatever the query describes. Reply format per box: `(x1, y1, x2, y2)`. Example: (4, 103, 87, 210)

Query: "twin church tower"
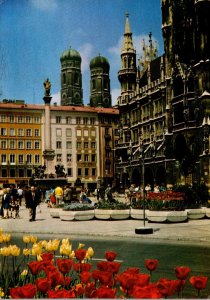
(60, 48, 111, 108)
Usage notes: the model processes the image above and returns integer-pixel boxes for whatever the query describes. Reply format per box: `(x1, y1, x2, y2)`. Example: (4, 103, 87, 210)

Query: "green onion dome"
(60, 48, 81, 62)
(90, 55, 110, 70)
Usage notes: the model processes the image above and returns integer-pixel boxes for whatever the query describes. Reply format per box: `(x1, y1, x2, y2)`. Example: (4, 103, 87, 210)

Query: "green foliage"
(96, 200, 130, 210)
(173, 183, 209, 208)
(131, 199, 149, 209)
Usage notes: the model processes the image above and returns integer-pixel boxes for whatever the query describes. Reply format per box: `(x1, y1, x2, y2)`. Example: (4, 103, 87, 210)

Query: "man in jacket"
(25, 186, 41, 222)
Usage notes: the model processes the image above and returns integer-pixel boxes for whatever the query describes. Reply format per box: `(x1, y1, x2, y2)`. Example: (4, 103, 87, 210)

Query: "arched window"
(63, 73, 66, 84)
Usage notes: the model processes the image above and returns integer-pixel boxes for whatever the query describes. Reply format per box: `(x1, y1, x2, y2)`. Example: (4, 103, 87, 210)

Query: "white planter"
(94, 209, 112, 220)
(147, 210, 188, 223)
(130, 208, 148, 220)
(204, 207, 210, 218)
(110, 209, 130, 220)
(59, 210, 95, 221)
(94, 209, 130, 220)
(50, 208, 62, 218)
(186, 208, 206, 219)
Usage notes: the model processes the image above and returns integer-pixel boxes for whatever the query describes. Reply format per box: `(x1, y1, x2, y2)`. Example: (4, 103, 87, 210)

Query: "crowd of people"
(0, 185, 42, 222)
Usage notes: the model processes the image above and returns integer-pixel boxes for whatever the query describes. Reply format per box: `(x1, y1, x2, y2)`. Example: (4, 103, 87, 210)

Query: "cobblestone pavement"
(1, 202, 210, 245)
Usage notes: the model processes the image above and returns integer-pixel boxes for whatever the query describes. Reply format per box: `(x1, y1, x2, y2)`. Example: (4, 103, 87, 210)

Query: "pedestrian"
(2, 188, 11, 219)
(54, 186, 63, 205)
(0, 187, 4, 217)
(25, 186, 41, 222)
(17, 186, 23, 206)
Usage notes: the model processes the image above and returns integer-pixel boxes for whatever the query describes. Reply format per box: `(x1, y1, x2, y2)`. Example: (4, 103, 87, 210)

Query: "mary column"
(42, 78, 55, 176)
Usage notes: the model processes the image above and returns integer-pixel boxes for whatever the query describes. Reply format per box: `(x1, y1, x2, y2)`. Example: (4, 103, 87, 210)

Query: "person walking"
(25, 186, 41, 222)
(54, 186, 63, 205)
(2, 188, 11, 219)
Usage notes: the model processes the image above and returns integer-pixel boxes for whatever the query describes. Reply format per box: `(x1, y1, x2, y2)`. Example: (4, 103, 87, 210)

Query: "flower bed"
(60, 203, 95, 221)
(0, 229, 209, 299)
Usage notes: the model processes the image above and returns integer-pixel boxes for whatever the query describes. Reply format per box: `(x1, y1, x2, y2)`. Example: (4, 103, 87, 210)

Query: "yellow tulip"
(23, 248, 31, 256)
(0, 228, 2, 235)
(0, 247, 11, 256)
(39, 240, 47, 248)
(9, 245, 20, 256)
(31, 243, 42, 256)
(37, 254, 43, 261)
(52, 239, 60, 251)
(60, 245, 71, 256)
(69, 250, 75, 259)
(23, 235, 31, 244)
(61, 238, 70, 245)
(87, 247, 94, 258)
(2, 234, 11, 243)
(30, 235, 38, 243)
(0, 235, 3, 243)
(45, 241, 54, 252)
(78, 243, 85, 249)
(21, 269, 28, 277)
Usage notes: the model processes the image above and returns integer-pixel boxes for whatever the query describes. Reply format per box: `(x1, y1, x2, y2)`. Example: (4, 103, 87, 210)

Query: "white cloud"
(51, 92, 60, 105)
(30, 0, 58, 11)
(108, 37, 123, 56)
(111, 88, 121, 106)
(79, 43, 94, 73)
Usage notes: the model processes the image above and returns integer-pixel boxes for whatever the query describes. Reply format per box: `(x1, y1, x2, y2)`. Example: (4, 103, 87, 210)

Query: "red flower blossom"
(73, 262, 81, 272)
(28, 261, 43, 275)
(105, 250, 117, 261)
(175, 266, 191, 280)
(145, 259, 158, 272)
(47, 289, 75, 298)
(132, 283, 162, 299)
(157, 278, 178, 297)
(64, 276, 72, 287)
(47, 270, 64, 287)
(75, 249, 87, 261)
(97, 270, 113, 286)
(10, 283, 37, 299)
(107, 261, 121, 274)
(36, 278, 51, 294)
(136, 273, 150, 287)
(116, 272, 137, 294)
(84, 282, 97, 298)
(57, 258, 73, 274)
(41, 252, 54, 261)
(124, 267, 140, 274)
(80, 271, 92, 284)
(74, 283, 85, 296)
(95, 286, 117, 298)
(189, 275, 208, 291)
(80, 262, 92, 272)
(97, 261, 109, 271)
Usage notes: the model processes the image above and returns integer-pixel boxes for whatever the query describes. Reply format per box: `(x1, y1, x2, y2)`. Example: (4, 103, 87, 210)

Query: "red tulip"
(136, 273, 150, 287)
(36, 278, 51, 294)
(75, 249, 87, 261)
(57, 258, 73, 274)
(145, 259, 158, 272)
(124, 267, 140, 274)
(73, 262, 81, 272)
(95, 286, 116, 298)
(28, 261, 43, 275)
(175, 266, 191, 280)
(84, 282, 97, 298)
(189, 275, 208, 291)
(107, 261, 121, 274)
(80, 262, 92, 272)
(132, 283, 162, 299)
(47, 270, 64, 287)
(97, 270, 113, 286)
(80, 271, 92, 284)
(47, 289, 75, 298)
(10, 283, 37, 299)
(97, 261, 109, 271)
(64, 276, 72, 287)
(105, 250, 117, 261)
(41, 252, 54, 261)
(116, 272, 137, 293)
(157, 278, 178, 297)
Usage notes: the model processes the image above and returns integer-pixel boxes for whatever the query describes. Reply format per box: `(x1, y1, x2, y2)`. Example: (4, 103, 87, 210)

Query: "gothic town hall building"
(115, 1, 210, 191)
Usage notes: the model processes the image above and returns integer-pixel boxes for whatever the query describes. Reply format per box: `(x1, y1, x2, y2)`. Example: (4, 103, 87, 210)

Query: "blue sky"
(0, 0, 164, 106)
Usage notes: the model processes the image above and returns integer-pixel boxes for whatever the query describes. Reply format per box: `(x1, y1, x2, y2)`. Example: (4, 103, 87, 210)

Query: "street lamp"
(135, 138, 153, 235)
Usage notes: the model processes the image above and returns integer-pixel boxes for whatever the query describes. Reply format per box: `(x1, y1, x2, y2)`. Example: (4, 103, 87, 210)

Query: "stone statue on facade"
(43, 78, 51, 97)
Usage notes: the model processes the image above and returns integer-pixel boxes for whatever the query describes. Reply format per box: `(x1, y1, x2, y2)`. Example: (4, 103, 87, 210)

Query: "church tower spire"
(118, 13, 137, 103)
